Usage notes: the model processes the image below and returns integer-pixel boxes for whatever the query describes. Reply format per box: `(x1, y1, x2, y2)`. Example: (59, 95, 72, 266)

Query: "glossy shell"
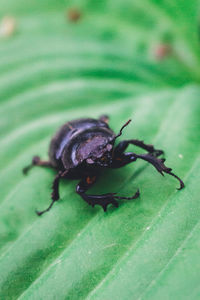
(49, 118, 115, 171)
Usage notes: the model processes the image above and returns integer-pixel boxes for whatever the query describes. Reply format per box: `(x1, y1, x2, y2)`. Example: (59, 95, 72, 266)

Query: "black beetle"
(23, 115, 184, 215)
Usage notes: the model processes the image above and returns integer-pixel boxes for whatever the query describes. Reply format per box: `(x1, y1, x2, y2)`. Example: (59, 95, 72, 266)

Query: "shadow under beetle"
(23, 115, 184, 215)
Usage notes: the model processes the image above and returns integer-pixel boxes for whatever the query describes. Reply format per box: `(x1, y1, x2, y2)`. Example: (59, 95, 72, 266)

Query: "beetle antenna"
(114, 119, 131, 140)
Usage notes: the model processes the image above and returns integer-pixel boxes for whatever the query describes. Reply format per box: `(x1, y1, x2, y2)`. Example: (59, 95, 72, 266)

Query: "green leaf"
(0, 1, 200, 299)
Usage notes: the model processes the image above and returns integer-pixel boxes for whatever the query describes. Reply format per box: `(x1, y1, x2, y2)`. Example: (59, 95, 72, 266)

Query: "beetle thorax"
(74, 135, 113, 167)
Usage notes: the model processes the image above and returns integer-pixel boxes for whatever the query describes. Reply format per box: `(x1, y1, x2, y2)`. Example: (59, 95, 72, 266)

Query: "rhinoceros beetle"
(23, 115, 184, 215)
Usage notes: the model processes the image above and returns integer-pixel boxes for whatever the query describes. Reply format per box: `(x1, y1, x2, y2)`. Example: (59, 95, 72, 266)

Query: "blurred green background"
(0, 1, 200, 299)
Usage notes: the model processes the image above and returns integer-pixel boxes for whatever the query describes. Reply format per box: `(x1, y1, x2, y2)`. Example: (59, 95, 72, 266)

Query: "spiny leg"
(114, 140, 163, 157)
(76, 175, 139, 212)
(127, 139, 163, 157)
(112, 151, 184, 190)
(36, 171, 63, 216)
(134, 152, 184, 189)
(23, 156, 53, 175)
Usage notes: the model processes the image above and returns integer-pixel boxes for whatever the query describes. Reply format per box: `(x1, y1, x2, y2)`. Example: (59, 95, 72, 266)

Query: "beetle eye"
(86, 158, 94, 164)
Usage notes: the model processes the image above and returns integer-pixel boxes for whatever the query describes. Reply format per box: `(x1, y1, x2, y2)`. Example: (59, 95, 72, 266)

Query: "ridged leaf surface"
(0, 1, 200, 299)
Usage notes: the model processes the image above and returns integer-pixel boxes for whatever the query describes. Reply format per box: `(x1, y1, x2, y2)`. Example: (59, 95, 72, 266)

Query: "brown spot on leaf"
(154, 44, 172, 60)
(67, 8, 81, 23)
(0, 16, 16, 38)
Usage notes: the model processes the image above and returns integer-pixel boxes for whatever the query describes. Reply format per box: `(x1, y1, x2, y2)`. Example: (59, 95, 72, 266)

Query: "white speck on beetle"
(146, 226, 150, 230)
(178, 154, 183, 159)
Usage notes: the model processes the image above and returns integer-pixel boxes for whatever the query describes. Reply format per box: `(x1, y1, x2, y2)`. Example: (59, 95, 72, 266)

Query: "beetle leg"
(133, 152, 184, 190)
(112, 151, 184, 190)
(76, 175, 139, 212)
(114, 140, 163, 157)
(23, 156, 53, 175)
(111, 152, 137, 168)
(36, 171, 63, 216)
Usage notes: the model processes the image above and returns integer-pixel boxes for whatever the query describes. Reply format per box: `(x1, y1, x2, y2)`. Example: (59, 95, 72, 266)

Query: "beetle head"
(86, 141, 113, 167)
(85, 119, 131, 167)
(74, 119, 131, 168)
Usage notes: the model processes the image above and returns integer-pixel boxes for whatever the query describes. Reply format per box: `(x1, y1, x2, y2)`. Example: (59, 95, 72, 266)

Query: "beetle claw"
(135, 153, 184, 190)
(35, 210, 43, 216)
(83, 190, 139, 212)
